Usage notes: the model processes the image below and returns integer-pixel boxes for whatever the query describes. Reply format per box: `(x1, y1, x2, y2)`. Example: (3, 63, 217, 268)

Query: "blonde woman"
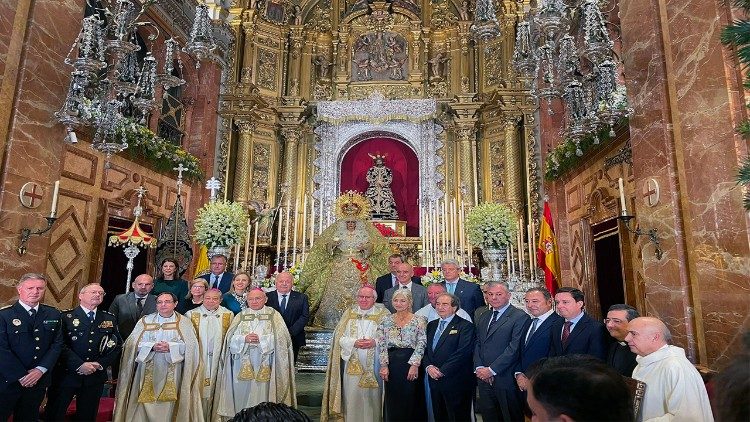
(221, 272, 251, 314)
(177, 278, 209, 314)
(376, 288, 428, 421)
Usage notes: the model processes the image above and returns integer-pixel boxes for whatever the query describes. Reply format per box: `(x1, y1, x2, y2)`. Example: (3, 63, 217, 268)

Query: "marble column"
(234, 120, 254, 204)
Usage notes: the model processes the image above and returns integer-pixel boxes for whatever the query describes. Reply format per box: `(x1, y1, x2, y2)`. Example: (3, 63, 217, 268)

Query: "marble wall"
(543, 0, 750, 369)
(0, 0, 223, 307)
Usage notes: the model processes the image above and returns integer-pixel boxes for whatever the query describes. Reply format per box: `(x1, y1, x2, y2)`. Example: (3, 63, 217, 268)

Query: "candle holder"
(18, 216, 58, 256)
(618, 211, 662, 260)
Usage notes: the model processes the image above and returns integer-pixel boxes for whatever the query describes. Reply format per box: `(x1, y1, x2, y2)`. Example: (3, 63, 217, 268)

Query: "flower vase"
(207, 245, 230, 260)
(482, 247, 507, 282)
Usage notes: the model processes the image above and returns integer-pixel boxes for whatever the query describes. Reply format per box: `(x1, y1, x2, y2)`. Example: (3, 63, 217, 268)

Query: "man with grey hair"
(375, 254, 421, 303)
(383, 262, 428, 313)
(474, 281, 529, 421)
(0, 273, 62, 421)
(45, 283, 122, 421)
(440, 258, 484, 317)
(604, 303, 640, 376)
(416, 283, 472, 322)
(625, 317, 713, 422)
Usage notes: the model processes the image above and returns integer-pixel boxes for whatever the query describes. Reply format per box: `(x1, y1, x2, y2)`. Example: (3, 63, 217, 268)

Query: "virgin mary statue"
(300, 191, 390, 328)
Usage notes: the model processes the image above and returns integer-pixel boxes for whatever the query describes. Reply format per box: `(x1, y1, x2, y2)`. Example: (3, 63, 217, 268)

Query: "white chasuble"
(213, 306, 296, 421)
(186, 305, 233, 420)
(321, 304, 389, 422)
(114, 313, 204, 422)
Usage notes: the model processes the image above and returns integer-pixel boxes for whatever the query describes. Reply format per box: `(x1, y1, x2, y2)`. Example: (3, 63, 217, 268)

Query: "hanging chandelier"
(512, 0, 632, 146)
(55, 0, 215, 165)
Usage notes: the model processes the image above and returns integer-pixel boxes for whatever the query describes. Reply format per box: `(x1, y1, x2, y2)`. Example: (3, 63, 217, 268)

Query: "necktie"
(432, 320, 447, 350)
(526, 318, 539, 345)
(29, 308, 36, 321)
(446, 283, 454, 294)
(213, 274, 219, 289)
(88, 311, 95, 323)
(280, 294, 288, 313)
(562, 321, 573, 347)
(487, 310, 499, 333)
(402, 285, 408, 289)
(136, 297, 144, 313)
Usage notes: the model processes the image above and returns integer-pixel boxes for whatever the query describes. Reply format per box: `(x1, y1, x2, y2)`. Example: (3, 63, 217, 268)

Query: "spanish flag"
(193, 244, 210, 277)
(537, 201, 561, 295)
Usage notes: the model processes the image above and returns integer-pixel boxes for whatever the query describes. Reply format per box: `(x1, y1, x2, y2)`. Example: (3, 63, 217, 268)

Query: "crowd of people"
(0, 253, 740, 422)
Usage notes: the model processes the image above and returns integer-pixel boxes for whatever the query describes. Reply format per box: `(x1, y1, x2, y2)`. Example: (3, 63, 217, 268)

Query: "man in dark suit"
(549, 287, 607, 360)
(375, 254, 421, 303)
(513, 287, 562, 408)
(108, 274, 157, 340)
(604, 303, 639, 376)
(266, 271, 309, 360)
(383, 263, 428, 312)
(474, 282, 529, 421)
(0, 273, 63, 422)
(440, 258, 485, 318)
(424, 292, 476, 421)
(45, 283, 123, 421)
(200, 254, 234, 294)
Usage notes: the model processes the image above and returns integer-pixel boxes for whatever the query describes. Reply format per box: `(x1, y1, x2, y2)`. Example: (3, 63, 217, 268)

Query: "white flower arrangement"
(194, 200, 249, 248)
(421, 269, 480, 286)
(263, 263, 303, 289)
(465, 203, 518, 249)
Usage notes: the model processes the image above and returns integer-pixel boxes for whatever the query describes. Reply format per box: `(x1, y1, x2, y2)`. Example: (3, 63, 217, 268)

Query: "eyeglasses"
(156, 300, 175, 305)
(357, 295, 375, 299)
(603, 318, 625, 324)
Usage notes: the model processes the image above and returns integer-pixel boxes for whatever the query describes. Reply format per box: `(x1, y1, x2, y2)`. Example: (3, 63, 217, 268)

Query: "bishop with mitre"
(114, 292, 204, 422)
(184, 288, 233, 420)
(321, 285, 390, 422)
(212, 288, 297, 420)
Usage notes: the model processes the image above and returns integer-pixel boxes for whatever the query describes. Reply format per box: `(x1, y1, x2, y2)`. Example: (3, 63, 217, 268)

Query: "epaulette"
(39, 303, 60, 311)
(61, 308, 75, 313)
(0, 304, 11, 310)
(100, 310, 114, 316)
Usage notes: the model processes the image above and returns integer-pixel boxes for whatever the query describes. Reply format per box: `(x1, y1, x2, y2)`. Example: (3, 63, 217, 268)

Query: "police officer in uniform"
(45, 283, 122, 421)
(0, 273, 62, 422)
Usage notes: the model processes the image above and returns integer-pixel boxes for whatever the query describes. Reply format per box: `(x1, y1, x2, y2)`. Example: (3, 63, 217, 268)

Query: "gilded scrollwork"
(256, 48, 278, 91)
(251, 143, 271, 201)
(351, 31, 408, 82)
(483, 42, 503, 87)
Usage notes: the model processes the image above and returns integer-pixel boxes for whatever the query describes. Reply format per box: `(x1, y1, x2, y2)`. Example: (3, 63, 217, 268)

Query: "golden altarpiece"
(217, 0, 541, 270)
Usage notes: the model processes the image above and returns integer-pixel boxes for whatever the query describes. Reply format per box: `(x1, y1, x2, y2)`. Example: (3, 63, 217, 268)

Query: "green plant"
(194, 200, 249, 247)
(721, 0, 750, 210)
(465, 203, 518, 249)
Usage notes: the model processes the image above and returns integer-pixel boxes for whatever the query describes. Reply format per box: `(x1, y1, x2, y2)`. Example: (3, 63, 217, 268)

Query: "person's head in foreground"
(527, 355, 633, 422)
(229, 402, 311, 422)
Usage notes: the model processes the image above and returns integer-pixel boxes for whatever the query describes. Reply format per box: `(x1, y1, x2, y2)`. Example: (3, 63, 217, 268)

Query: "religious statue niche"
(257, 0, 287, 23)
(364, 153, 399, 220)
(351, 31, 408, 82)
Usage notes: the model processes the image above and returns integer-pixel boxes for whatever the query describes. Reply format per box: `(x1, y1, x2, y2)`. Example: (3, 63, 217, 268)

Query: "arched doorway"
(339, 136, 420, 236)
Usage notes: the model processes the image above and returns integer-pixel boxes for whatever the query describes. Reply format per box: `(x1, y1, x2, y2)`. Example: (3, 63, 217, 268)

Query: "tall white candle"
(301, 194, 308, 258)
(242, 219, 251, 270)
(618, 177, 627, 214)
(284, 202, 291, 268)
(292, 196, 300, 266)
(251, 221, 259, 273)
(276, 210, 284, 270)
(49, 180, 60, 218)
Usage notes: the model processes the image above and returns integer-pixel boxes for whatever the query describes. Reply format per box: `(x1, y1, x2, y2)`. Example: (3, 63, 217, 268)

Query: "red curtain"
(340, 137, 420, 236)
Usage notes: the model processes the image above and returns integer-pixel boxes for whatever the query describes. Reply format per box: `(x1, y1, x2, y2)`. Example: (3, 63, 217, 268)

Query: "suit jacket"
(383, 283, 428, 313)
(0, 302, 63, 389)
(266, 290, 310, 349)
(108, 292, 156, 340)
(606, 339, 638, 376)
(423, 315, 476, 392)
(375, 274, 421, 303)
(473, 304, 529, 389)
(515, 312, 563, 375)
(549, 312, 607, 360)
(441, 279, 485, 318)
(200, 272, 234, 294)
(52, 307, 122, 387)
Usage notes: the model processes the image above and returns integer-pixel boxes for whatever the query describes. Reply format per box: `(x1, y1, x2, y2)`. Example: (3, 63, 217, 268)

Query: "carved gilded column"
(288, 26, 304, 96)
(503, 115, 523, 214)
(234, 120, 255, 203)
(241, 13, 257, 72)
(455, 124, 477, 205)
(280, 127, 301, 202)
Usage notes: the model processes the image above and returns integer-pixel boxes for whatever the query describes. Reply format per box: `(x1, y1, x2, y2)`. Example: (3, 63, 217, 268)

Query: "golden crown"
(334, 190, 371, 220)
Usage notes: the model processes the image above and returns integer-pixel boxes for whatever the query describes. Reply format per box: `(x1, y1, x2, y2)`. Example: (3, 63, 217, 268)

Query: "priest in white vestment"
(625, 317, 714, 422)
(185, 288, 234, 420)
(213, 288, 296, 421)
(114, 292, 204, 422)
(321, 285, 390, 422)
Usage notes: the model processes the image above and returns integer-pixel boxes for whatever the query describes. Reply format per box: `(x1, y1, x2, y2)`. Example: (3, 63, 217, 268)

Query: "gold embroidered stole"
(136, 320, 181, 403)
(237, 312, 273, 383)
(345, 310, 380, 388)
(191, 311, 233, 387)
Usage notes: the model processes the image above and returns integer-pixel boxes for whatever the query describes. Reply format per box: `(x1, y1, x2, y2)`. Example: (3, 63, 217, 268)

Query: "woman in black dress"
(176, 278, 208, 314)
(152, 258, 189, 300)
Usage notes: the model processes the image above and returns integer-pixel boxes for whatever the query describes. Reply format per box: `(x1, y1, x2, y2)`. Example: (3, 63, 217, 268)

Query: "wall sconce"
(617, 177, 662, 260)
(18, 181, 59, 256)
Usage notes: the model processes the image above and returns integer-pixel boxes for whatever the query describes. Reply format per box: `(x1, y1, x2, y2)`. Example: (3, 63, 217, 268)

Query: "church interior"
(1, 0, 748, 392)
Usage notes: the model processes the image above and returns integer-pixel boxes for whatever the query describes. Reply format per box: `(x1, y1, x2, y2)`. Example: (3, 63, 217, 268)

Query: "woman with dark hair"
(221, 272, 251, 314)
(177, 278, 209, 314)
(153, 258, 189, 301)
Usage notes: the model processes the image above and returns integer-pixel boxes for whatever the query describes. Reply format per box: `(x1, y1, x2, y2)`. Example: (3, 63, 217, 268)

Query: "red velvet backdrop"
(340, 137, 420, 236)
